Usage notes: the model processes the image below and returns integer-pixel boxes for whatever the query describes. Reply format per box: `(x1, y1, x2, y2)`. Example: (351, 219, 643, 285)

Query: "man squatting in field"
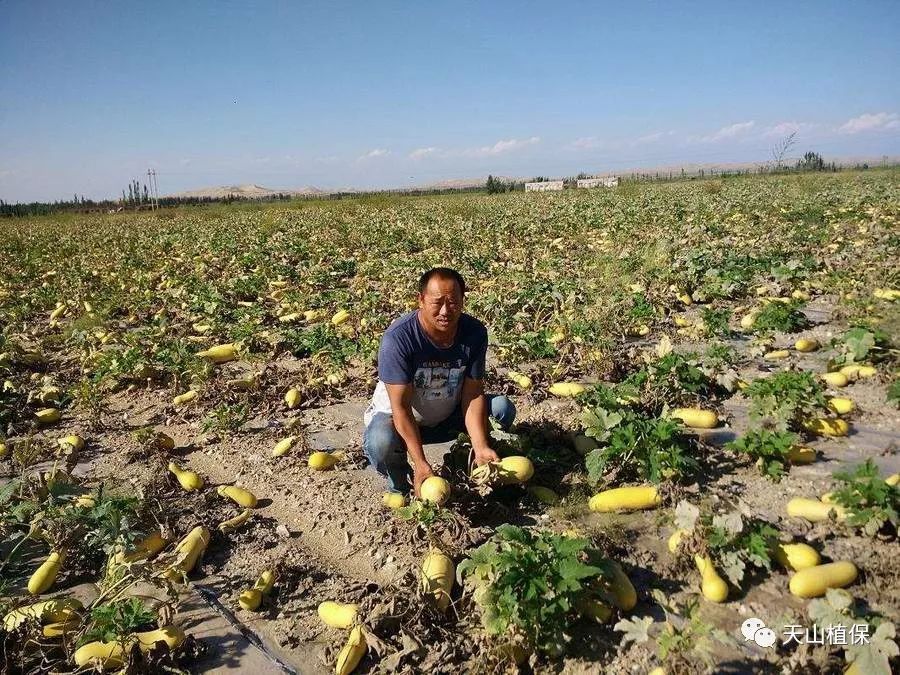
(363, 268, 516, 496)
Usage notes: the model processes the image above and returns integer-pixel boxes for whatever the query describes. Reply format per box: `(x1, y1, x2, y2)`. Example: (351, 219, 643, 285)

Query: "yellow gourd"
(764, 349, 790, 360)
(667, 529, 687, 554)
(382, 492, 407, 508)
(35, 408, 61, 425)
(218, 509, 252, 533)
(802, 418, 850, 437)
(820, 372, 848, 388)
(331, 309, 351, 325)
(786, 497, 845, 522)
(239, 570, 276, 610)
(228, 374, 257, 390)
(839, 364, 861, 380)
(28, 550, 65, 594)
(786, 446, 817, 464)
(420, 476, 451, 506)
(284, 388, 301, 409)
(506, 370, 533, 389)
(740, 312, 758, 330)
(197, 343, 237, 364)
(773, 543, 820, 571)
(309, 451, 340, 470)
(789, 561, 858, 598)
(58, 435, 85, 452)
(335, 625, 367, 675)
(589, 485, 661, 512)
(163, 526, 210, 581)
(694, 555, 728, 603)
(3, 598, 83, 631)
(794, 338, 819, 352)
(272, 435, 297, 457)
(605, 561, 637, 611)
(827, 398, 854, 415)
(135, 625, 185, 651)
(671, 408, 718, 429)
(217, 485, 258, 508)
(42, 618, 80, 637)
(49, 304, 67, 321)
(173, 390, 198, 405)
(112, 531, 169, 566)
(421, 550, 455, 612)
(73, 641, 124, 668)
(317, 600, 359, 628)
(548, 382, 585, 397)
(496, 456, 535, 484)
(167, 462, 204, 491)
(74, 626, 185, 667)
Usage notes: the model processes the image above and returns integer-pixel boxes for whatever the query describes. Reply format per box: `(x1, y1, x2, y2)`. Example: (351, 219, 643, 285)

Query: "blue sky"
(1, 0, 899, 202)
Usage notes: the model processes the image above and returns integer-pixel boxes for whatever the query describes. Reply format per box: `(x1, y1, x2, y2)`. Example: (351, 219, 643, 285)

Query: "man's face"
(418, 276, 463, 336)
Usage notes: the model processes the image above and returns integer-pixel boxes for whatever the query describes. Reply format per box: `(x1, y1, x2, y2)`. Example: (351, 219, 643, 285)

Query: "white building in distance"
(576, 177, 620, 188)
(525, 180, 564, 192)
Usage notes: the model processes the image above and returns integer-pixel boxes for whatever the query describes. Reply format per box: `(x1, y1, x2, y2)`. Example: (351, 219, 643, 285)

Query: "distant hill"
(166, 184, 329, 199)
(416, 175, 521, 190)
(166, 155, 898, 200)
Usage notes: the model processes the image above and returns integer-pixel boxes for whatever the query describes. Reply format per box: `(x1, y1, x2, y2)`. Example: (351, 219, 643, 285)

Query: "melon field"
(1, 170, 898, 674)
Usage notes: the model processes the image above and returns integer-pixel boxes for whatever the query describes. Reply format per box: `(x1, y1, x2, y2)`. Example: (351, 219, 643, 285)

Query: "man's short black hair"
(418, 267, 466, 297)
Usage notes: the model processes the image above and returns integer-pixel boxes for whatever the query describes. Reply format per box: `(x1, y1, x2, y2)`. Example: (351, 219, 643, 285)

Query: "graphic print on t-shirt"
(415, 362, 464, 401)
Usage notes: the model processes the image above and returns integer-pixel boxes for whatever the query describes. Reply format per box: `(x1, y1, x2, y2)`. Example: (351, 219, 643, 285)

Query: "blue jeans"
(363, 395, 516, 494)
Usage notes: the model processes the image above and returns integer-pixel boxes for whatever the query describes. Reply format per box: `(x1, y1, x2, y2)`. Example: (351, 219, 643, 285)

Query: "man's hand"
(413, 461, 435, 497)
(473, 446, 499, 466)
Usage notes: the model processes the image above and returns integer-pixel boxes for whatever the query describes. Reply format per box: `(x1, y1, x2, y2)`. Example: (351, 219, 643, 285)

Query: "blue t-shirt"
(364, 311, 488, 427)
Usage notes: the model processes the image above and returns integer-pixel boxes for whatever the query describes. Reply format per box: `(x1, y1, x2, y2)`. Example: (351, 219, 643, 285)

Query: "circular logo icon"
(741, 617, 766, 641)
(754, 627, 777, 649)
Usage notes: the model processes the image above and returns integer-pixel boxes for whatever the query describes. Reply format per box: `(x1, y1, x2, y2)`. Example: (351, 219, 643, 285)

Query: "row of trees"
(485, 175, 525, 193)
(122, 179, 151, 206)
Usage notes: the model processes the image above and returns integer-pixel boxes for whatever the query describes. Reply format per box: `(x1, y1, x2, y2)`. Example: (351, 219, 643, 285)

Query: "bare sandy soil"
(5, 297, 898, 674)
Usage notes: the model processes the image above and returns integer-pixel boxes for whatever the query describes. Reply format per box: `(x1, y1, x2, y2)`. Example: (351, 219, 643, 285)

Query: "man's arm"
(385, 382, 434, 495)
(460, 377, 499, 465)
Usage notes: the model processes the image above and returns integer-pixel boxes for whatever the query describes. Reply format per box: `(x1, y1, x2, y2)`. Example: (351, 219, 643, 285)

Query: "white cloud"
(762, 121, 808, 138)
(696, 121, 756, 143)
(463, 136, 540, 157)
(357, 148, 389, 161)
(570, 136, 603, 150)
(409, 147, 438, 160)
(838, 112, 900, 134)
(634, 131, 667, 144)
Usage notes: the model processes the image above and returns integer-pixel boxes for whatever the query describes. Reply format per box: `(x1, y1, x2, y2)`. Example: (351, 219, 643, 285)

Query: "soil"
(3, 296, 898, 674)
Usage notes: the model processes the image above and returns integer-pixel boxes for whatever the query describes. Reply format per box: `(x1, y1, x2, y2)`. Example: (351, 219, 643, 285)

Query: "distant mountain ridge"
(167, 184, 329, 199)
(166, 155, 898, 199)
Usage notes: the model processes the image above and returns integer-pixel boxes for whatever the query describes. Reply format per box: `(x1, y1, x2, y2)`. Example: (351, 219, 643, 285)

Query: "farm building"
(576, 177, 620, 188)
(525, 180, 564, 192)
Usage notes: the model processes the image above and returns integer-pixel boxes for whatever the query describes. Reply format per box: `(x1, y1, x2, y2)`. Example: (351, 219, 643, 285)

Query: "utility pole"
(147, 169, 160, 210)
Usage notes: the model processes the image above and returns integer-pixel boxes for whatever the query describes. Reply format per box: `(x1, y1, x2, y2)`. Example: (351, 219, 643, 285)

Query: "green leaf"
(845, 622, 897, 675)
(614, 616, 654, 645)
(843, 327, 875, 362)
